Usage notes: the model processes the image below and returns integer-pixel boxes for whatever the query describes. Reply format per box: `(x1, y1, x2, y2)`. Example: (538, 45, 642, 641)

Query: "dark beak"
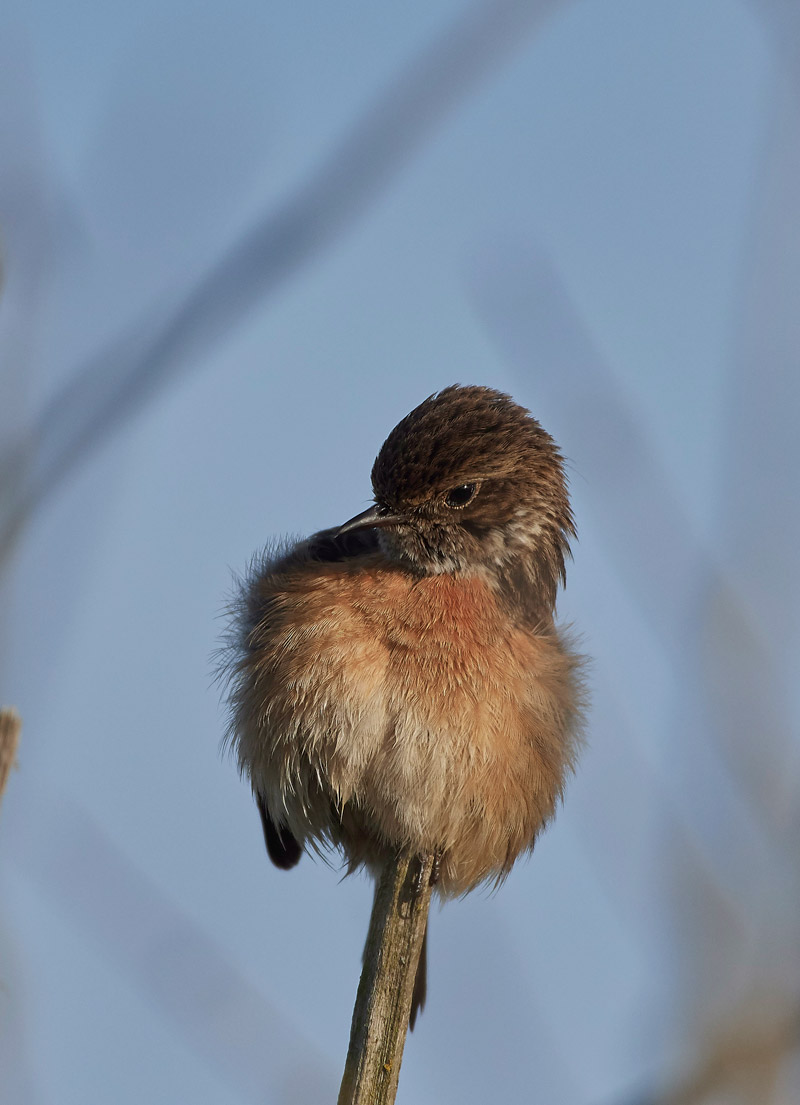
(336, 504, 406, 537)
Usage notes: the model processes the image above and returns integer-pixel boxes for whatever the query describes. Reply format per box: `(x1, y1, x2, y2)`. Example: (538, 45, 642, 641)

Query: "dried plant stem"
(338, 850, 435, 1105)
(0, 707, 21, 809)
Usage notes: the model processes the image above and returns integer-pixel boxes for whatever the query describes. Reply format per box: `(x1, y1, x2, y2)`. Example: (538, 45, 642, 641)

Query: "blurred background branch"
(0, 0, 564, 566)
(11, 787, 338, 1103)
(611, 996, 799, 1105)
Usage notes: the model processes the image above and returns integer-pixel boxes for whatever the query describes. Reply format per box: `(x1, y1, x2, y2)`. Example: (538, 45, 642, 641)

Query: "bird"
(220, 385, 585, 1028)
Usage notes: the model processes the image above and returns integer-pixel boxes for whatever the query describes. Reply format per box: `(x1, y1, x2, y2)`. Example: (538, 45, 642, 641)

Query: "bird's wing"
(303, 523, 381, 563)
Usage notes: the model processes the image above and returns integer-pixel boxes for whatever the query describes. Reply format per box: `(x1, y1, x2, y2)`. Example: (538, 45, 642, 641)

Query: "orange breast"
(239, 556, 582, 895)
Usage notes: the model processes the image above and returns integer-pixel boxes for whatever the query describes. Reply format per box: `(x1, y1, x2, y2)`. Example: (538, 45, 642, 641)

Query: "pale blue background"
(1, 1, 798, 1102)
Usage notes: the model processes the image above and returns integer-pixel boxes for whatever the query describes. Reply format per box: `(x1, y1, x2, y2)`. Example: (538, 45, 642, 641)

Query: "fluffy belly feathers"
(231, 557, 581, 894)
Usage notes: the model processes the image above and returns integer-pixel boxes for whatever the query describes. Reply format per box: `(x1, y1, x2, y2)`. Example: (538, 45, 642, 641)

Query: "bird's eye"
(445, 483, 477, 508)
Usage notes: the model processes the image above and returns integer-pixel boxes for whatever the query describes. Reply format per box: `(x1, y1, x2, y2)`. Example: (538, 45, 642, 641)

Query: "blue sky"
(1, 2, 798, 1103)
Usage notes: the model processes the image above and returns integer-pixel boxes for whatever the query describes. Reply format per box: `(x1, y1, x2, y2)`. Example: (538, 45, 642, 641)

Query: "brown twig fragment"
(338, 850, 435, 1105)
(0, 707, 21, 809)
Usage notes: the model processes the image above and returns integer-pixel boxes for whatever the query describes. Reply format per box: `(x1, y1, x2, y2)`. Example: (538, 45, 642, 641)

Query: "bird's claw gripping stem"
(412, 849, 443, 897)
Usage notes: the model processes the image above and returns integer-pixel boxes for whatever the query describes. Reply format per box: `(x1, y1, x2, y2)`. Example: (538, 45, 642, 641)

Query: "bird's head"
(338, 386, 575, 608)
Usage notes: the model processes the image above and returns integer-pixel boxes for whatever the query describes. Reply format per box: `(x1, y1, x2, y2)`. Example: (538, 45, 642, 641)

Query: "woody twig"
(338, 851, 435, 1105)
(0, 707, 21, 811)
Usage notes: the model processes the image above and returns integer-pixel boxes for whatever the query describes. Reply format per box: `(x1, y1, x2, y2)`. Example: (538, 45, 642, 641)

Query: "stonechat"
(221, 385, 585, 1026)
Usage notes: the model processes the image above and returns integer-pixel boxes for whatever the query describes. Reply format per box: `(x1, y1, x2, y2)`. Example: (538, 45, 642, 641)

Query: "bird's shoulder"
(233, 525, 387, 638)
(242, 524, 378, 590)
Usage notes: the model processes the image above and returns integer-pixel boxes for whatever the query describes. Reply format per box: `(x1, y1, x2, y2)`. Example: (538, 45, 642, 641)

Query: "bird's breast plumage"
(230, 550, 583, 894)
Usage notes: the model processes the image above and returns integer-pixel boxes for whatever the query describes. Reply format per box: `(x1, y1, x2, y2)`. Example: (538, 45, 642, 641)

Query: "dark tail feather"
(257, 794, 302, 869)
(409, 925, 428, 1031)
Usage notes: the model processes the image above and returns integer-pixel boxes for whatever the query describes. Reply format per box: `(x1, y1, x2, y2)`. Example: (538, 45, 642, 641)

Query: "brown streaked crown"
(373, 387, 538, 503)
(369, 386, 575, 607)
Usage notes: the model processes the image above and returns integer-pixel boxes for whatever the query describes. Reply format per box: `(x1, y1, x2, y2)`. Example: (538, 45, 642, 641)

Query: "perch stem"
(338, 849, 435, 1105)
